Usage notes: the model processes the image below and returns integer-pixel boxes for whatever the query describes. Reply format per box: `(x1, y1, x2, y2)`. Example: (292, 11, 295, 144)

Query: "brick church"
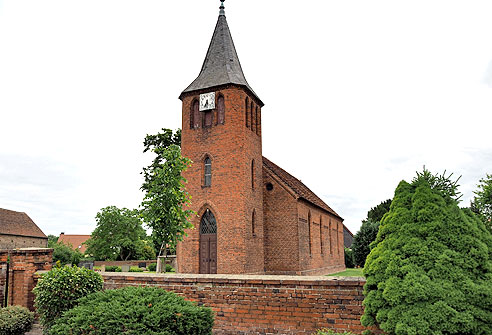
(176, 2, 346, 275)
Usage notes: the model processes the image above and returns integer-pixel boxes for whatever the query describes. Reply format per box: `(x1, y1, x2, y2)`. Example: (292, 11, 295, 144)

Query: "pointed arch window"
(191, 100, 200, 129)
(320, 215, 323, 255)
(255, 106, 259, 135)
(217, 95, 225, 124)
(250, 102, 254, 132)
(245, 97, 249, 128)
(204, 156, 212, 187)
(251, 159, 255, 190)
(308, 211, 312, 256)
(200, 209, 217, 234)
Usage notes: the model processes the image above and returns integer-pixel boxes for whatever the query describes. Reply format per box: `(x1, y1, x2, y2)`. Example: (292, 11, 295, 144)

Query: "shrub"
(313, 329, 356, 335)
(147, 262, 157, 272)
(49, 286, 214, 335)
(33, 265, 104, 332)
(105, 265, 122, 272)
(362, 170, 492, 335)
(344, 247, 354, 268)
(0, 306, 34, 335)
(129, 266, 144, 272)
(166, 264, 175, 272)
(50, 241, 83, 266)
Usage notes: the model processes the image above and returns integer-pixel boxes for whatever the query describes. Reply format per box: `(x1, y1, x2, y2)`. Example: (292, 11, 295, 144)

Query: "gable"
(262, 157, 343, 221)
(0, 208, 47, 239)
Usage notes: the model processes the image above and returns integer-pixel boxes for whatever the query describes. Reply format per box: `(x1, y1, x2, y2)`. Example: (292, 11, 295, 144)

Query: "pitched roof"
(262, 157, 343, 220)
(58, 234, 90, 253)
(180, 10, 263, 105)
(0, 208, 47, 238)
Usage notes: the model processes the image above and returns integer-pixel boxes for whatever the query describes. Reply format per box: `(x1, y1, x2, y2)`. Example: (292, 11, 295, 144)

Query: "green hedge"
(0, 306, 34, 335)
(49, 286, 214, 335)
(105, 265, 122, 272)
(33, 265, 104, 332)
(129, 266, 144, 272)
(147, 262, 157, 272)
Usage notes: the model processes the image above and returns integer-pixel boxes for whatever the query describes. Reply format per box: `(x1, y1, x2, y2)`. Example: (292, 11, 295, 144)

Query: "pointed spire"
(180, 2, 263, 106)
(219, 0, 225, 16)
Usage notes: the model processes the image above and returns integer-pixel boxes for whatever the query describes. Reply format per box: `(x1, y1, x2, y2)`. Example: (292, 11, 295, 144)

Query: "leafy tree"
(351, 220, 379, 268)
(351, 199, 392, 268)
(47, 234, 58, 246)
(51, 241, 82, 266)
(362, 169, 492, 335)
(140, 128, 193, 260)
(344, 247, 355, 268)
(471, 174, 492, 232)
(85, 206, 148, 261)
(366, 199, 392, 223)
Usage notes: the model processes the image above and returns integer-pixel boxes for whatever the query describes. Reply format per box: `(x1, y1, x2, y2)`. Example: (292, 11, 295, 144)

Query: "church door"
(199, 209, 217, 274)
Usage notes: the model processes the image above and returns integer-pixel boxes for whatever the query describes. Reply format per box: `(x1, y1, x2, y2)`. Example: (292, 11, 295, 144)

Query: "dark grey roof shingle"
(181, 14, 262, 105)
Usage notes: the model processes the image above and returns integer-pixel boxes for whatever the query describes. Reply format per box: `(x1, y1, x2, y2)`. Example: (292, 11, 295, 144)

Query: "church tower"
(177, 1, 265, 274)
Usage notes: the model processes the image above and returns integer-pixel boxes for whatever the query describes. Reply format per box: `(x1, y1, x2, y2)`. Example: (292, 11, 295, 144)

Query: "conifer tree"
(362, 170, 492, 335)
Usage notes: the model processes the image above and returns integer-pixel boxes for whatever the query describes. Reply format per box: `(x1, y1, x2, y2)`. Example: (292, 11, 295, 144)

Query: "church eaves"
(180, 4, 263, 106)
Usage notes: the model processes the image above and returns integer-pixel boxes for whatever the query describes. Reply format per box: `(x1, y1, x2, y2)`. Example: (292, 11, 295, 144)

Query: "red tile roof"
(0, 208, 47, 238)
(58, 234, 91, 253)
(262, 157, 343, 220)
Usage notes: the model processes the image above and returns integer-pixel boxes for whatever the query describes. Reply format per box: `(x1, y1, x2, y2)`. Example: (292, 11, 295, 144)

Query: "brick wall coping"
(1, 248, 53, 254)
(100, 272, 366, 286)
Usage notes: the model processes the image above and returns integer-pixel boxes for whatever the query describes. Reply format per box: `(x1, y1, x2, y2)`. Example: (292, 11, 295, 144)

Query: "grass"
(329, 268, 364, 277)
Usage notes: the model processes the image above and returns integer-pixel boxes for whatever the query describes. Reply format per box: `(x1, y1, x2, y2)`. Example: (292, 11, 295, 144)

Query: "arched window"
(250, 102, 254, 132)
(217, 95, 225, 124)
(251, 159, 255, 190)
(308, 211, 312, 255)
(245, 97, 249, 128)
(191, 100, 199, 129)
(329, 219, 333, 255)
(200, 209, 217, 234)
(203, 110, 212, 127)
(320, 215, 323, 255)
(255, 106, 259, 135)
(252, 210, 256, 236)
(204, 156, 212, 187)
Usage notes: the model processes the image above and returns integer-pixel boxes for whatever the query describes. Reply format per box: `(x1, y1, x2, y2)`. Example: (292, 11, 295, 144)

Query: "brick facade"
(178, 86, 265, 275)
(0, 251, 7, 307)
(0, 235, 47, 250)
(101, 272, 381, 335)
(5, 248, 52, 310)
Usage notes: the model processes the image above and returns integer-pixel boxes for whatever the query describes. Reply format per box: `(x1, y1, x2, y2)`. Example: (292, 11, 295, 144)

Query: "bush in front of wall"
(147, 262, 157, 272)
(33, 265, 104, 332)
(48, 286, 214, 335)
(0, 306, 34, 335)
(166, 264, 175, 272)
(105, 265, 122, 272)
(129, 266, 144, 272)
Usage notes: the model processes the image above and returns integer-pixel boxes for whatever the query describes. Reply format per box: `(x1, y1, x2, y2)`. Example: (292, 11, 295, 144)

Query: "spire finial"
(219, 0, 225, 16)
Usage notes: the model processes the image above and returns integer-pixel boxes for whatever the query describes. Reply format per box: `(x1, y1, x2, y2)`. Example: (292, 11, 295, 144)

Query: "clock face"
(199, 92, 216, 111)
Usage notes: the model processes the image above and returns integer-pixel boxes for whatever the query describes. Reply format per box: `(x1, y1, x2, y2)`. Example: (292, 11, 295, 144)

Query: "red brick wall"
(297, 201, 345, 275)
(263, 171, 300, 274)
(0, 251, 7, 307)
(102, 272, 381, 335)
(178, 85, 264, 274)
(7, 248, 52, 311)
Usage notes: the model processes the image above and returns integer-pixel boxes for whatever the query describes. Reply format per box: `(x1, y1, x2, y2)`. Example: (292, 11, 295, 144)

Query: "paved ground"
(26, 322, 43, 335)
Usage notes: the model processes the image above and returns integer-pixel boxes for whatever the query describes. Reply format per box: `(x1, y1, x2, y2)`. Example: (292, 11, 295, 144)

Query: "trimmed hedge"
(33, 265, 104, 332)
(147, 262, 157, 272)
(314, 330, 357, 335)
(129, 266, 144, 272)
(105, 265, 122, 272)
(0, 306, 34, 335)
(49, 286, 214, 335)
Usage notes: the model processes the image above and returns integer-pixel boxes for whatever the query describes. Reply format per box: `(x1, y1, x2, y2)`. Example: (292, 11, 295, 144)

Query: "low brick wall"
(102, 273, 380, 335)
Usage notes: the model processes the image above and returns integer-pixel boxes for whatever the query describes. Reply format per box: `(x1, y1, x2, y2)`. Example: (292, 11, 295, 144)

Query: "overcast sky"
(1, 0, 491, 236)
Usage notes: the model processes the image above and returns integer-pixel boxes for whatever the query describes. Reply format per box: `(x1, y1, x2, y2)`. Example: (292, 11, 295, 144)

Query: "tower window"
(255, 106, 259, 135)
(203, 111, 213, 127)
(204, 157, 212, 187)
(308, 211, 312, 256)
(218, 95, 225, 124)
(250, 102, 254, 132)
(320, 215, 323, 255)
(245, 97, 249, 128)
(251, 159, 255, 190)
(266, 182, 273, 191)
(191, 100, 200, 129)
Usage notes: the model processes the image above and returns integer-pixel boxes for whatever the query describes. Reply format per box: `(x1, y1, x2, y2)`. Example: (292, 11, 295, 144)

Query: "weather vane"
(219, 0, 225, 16)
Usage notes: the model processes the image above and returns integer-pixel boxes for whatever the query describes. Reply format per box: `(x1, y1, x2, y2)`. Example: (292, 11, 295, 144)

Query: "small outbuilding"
(0, 208, 48, 249)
